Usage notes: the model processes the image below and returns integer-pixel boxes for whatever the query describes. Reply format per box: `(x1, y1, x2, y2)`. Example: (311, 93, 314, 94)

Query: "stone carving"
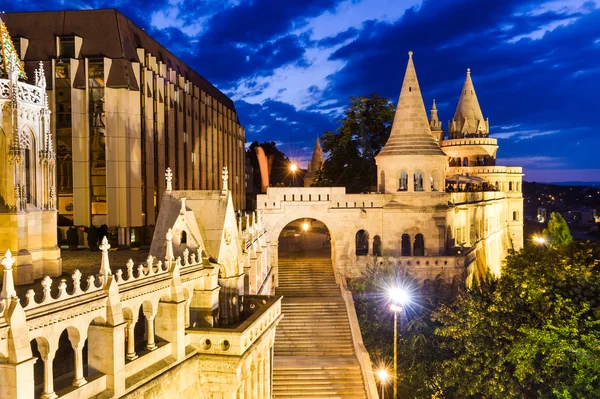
(165, 167, 173, 193)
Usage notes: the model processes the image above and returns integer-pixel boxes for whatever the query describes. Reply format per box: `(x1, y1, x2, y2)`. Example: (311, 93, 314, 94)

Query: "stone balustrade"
(447, 165, 523, 175)
(0, 228, 280, 399)
(441, 137, 498, 147)
(0, 79, 44, 106)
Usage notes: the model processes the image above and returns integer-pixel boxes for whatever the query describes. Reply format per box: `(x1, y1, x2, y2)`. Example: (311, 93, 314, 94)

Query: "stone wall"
(121, 354, 203, 399)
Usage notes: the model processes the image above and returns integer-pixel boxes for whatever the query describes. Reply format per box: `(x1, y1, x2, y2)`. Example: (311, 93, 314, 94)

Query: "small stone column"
(126, 320, 138, 360)
(145, 313, 157, 351)
(72, 343, 87, 387)
(40, 353, 57, 399)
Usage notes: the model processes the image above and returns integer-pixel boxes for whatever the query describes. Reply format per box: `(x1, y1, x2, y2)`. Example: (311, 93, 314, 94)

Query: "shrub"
(66, 226, 79, 250)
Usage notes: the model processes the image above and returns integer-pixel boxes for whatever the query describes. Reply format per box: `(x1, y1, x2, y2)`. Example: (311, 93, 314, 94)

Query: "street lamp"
(533, 235, 546, 245)
(376, 369, 389, 399)
(302, 221, 310, 231)
(388, 287, 410, 399)
(289, 162, 298, 173)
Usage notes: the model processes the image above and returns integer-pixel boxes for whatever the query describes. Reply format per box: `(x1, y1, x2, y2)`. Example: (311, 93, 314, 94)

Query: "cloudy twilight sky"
(5, 0, 600, 182)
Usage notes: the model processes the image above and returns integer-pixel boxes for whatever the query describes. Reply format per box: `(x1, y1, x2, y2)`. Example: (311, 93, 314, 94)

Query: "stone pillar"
(258, 359, 264, 398)
(88, 324, 126, 395)
(269, 241, 278, 288)
(144, 313, 157, 351)
(155, 300, 186, 361)
(125, 320, 138, 360)
(72, 343, 87, 387)
(40, 353, 57, 399)
(0, 358, 37, 399)
(264, 353, 270, 398)
(251, 364, 258, 398)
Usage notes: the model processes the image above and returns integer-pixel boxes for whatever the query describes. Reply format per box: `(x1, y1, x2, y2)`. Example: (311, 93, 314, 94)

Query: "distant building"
(3, 9, 246, 244)
(303, 136, 324, 187)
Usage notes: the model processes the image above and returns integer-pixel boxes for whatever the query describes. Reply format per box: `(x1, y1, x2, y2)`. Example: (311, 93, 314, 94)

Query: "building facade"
(3, 10, 246, 244)
(258, 52, 524, 285)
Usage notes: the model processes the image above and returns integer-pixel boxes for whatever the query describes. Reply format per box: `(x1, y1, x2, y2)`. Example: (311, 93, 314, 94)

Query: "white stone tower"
(0, 18, 61, 284)
(376, 51, 447, 194)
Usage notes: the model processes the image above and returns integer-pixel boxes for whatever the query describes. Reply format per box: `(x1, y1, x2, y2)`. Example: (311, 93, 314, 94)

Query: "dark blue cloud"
(7, 0, 600, 181)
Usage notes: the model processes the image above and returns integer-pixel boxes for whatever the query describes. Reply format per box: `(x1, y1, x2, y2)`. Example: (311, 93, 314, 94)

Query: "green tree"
(433, 241, 600, 398)
(543, 212, 573, 247)
(312, 94, 395, 193)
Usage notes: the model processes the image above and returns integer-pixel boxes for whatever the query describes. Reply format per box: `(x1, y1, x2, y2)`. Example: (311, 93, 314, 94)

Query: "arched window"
(398, 171, 408, 191)
(180, 230, 187, 244)
(23, 129, 36, 204)
(372, 235, 382, 256)
(463, 157, 469, 167)
(413, 234, 425, 256)
(355, 230, 369, 256)
(509, 181, 513, 191)
(401, 234, 411, 256)
(414, 171, 423, 191)
(457, 158, 462, 167)
(430, 170, 441, 191)
(512, 211, 518, 221)
(380, 170, 385, 193)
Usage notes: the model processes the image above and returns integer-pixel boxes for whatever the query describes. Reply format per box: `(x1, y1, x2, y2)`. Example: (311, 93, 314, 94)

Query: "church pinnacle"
(449, 68, 488, 138)
(377, 52, 444, 157)
(308, 135, 324, 173)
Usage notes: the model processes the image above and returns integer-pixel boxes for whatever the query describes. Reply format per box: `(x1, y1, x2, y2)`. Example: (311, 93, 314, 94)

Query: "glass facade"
(88, 61, 106, 216)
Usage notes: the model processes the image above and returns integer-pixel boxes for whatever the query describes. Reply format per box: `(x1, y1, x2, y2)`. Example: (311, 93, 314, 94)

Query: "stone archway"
(278, 218, 333, 261)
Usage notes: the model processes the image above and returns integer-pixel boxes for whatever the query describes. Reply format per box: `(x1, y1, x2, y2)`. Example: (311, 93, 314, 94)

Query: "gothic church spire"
(377, 52, 444, 157)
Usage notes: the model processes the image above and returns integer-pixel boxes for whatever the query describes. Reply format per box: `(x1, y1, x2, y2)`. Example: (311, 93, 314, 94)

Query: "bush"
(66, 226, 79, 250)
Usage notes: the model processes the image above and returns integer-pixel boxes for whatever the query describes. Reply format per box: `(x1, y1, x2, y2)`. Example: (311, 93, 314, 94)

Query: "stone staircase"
(273, 256, 367, 399)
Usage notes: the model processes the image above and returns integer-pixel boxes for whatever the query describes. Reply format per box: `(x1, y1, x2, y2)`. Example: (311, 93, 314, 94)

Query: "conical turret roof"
(378, 52, 444, 157)
(0, 17, 26, 80)
(451, 68, 487, 135)
(308, 135, 324, 172)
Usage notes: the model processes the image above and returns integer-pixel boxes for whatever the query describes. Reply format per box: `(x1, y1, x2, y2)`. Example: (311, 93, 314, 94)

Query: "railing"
(187, 295, 282, 357)
(0, 79, 44, 106)
(448, 166, 523, 175)
(441, 137, 498, 147)
(339, 276, 379, 399)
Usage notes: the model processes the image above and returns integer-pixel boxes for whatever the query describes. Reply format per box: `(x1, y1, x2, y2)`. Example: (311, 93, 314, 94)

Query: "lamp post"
(377, 369, 389, 399)
(533, 235, 546, 245)
(388, 287, 410, 398)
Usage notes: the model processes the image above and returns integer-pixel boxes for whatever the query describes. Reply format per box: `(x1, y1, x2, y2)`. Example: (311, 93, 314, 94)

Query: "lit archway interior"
(278, 218, 332, 260)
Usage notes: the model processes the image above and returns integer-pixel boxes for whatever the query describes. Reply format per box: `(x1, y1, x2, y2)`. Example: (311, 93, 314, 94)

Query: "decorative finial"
(1, 249, 17, 300)
(467, 68, 471, 75)
(99, 237, 112, 283)
(165, 228, 174, 264)
(222, 166, 229, 193)
(180, 198, 187, 215)
(432, 99, 437, 110)
(165, 167, 173, 193)
(408, 51, 413, 58)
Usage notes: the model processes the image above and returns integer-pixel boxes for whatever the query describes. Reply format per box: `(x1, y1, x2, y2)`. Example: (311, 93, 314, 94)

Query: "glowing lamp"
(302, 222, 309, 231)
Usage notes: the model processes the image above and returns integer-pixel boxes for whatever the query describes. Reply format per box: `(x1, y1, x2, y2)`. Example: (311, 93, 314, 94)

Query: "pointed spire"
(378, 52, 445, 157)
(429, 99, 443, 143)
(450, 68, 487, 138)
(308, 135, 324, 173)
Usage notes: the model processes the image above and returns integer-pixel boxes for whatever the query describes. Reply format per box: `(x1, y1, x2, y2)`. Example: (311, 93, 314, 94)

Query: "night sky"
(5, 0, 600, 182)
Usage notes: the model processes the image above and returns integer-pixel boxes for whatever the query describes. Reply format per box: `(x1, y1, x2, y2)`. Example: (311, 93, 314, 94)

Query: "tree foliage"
(246, 141, 299, 192)
(350, 241, 600, 398)
(312, 94, 395, 193)
(543, 212, 573, 247)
